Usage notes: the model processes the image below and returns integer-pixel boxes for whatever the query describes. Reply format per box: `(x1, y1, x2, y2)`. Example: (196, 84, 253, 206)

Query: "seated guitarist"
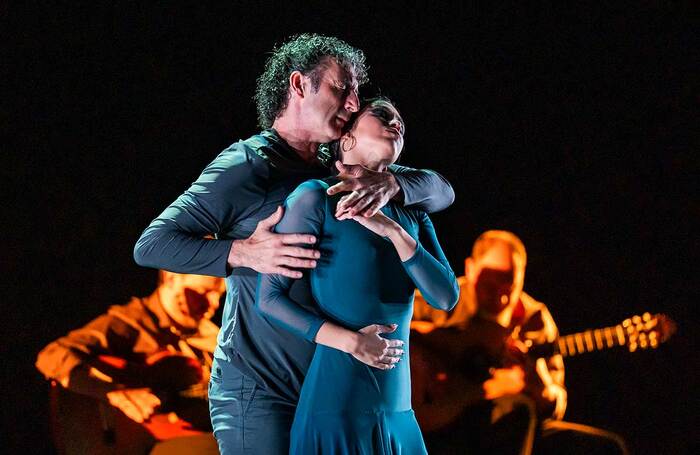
(36, 270, 225, 454)
(411, 230, 628, 455)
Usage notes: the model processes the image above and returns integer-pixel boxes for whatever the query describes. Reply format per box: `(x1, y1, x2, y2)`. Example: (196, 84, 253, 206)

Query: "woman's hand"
(350, 324, 405, 370)
(351, 211, 399, 238)
(353, 212, 418, 261)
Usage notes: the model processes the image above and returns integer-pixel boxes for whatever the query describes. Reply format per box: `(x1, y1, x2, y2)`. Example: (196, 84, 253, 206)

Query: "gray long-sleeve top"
(134, 129, 455, 404)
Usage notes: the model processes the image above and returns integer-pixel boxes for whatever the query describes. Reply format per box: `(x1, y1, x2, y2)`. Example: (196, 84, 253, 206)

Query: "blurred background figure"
(36, 271, 225, 455)
(411, 230, 628, 455)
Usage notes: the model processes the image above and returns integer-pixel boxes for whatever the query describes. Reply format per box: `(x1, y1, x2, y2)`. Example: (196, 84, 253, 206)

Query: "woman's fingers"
(384, 348, 404, 358)
(386, 339, 404, 348)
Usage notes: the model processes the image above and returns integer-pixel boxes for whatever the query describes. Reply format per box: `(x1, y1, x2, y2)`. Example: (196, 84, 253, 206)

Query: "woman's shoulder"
(286, 178, 333, 209)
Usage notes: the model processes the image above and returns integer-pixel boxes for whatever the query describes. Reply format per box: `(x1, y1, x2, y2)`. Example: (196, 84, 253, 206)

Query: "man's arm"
(133, 145, 318, 278)
(36, 313, 163, 423)
(327, 162, 455, 218)
(534, 305, 567, 420)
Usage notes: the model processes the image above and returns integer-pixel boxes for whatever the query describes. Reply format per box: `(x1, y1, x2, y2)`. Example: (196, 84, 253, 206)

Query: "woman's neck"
(339, 154, 388, 173)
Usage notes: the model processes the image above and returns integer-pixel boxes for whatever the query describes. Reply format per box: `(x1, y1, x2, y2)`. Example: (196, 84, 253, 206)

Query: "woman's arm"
(352, 211, 459, 310)
(256, 181, 404, 369)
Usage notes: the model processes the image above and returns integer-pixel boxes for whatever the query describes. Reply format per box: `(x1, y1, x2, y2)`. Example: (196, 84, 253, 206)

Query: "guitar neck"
(554, 324, 629, 358)
(527, 312, 670, 360)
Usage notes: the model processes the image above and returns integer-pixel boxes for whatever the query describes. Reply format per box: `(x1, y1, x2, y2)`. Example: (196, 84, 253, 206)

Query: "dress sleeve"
(255, 180, 328, 341)
(133, 145, 256, 277)
(388, 164, 455, 213)
(401, 212, 460, 311)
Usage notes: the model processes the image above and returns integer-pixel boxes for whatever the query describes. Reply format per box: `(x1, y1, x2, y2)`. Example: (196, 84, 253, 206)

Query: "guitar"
(49, 352, 214, 454)
(410, 313, 676, 433)
(525, 312, 676, 359)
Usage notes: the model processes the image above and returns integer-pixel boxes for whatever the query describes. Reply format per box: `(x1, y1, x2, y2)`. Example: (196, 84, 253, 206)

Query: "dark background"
(4, 2, 698, 454)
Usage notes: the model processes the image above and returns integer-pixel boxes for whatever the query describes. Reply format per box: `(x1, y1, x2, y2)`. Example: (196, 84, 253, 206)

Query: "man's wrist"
(228, 239, 245, 268)
(387, 173, 403, 202)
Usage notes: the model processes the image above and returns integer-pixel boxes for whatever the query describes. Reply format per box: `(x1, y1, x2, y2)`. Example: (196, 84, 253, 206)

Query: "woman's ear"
(340, 133, 356, 153)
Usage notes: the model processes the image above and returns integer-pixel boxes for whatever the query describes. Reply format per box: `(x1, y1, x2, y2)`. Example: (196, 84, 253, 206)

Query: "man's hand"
(483, 366, 526, 400)
(327, 162, 401, 219)
(228, 206, 320, 279)
(106, 388, 161, 423)
(350, 324, 405, 370)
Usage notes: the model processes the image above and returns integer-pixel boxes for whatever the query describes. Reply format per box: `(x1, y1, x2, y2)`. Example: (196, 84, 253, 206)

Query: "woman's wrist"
(340, 330, 360, 354)
(387, 225, 417, 261)
(316, 321, 360, 354)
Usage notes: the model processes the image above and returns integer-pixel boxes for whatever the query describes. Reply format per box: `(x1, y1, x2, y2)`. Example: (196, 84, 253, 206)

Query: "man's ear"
(289, 71, 305, 97)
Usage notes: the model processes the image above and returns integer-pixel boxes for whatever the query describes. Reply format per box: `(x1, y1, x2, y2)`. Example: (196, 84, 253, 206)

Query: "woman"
(256, 98, 459, 454)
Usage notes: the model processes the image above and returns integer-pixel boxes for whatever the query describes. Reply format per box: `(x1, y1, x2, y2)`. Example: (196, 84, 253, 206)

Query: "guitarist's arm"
(36, 312, 161, 422)
(519, 299, 567, 420)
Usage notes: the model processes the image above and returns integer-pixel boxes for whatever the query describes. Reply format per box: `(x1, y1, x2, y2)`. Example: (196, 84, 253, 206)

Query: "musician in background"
(36, 270, 225, 454)
(411, 230, 628, 454)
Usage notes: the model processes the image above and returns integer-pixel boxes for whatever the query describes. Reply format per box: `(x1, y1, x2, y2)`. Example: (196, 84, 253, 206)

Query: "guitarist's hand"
(483, 366, 525, 400)
(106, 388, 161, 423)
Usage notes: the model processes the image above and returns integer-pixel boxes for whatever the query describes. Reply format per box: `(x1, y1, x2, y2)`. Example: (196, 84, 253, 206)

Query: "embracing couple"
(135, 33, 459, 454)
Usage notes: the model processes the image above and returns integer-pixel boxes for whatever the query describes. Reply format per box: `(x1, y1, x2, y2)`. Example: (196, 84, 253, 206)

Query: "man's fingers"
(363, 202, 382, 217)
(257, 206, 284, 230)
(335, 161, 364, 177)
(327, 180, 359, 195)
(279, 233, 317, 246)
(347, 196, 373, 217)
(278, 256, 317, 269)
(271, 267, 303, 279)
(121, 401, 145, 423)
(279, 246, 320, 260)
(114, 395, 146, 423)
(336, 192, 362, 217)
(126, 391, 157, 420)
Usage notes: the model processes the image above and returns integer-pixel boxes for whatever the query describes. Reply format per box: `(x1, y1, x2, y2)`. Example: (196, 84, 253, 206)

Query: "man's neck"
(271, 117, 320, 164)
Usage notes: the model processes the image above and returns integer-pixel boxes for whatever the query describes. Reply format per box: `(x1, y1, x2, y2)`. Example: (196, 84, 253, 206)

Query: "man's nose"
(390, 118, 403, 134)
(344, 88, 359, 113)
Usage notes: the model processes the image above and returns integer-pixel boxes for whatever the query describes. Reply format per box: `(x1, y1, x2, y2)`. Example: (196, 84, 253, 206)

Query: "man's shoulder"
(105, 297, 153, 331)
(211, 132, 272, 169)
(191, 132, 275, 191)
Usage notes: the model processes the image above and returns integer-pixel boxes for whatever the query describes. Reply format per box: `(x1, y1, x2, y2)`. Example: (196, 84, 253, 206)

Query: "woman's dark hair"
(324, 96, 405, 165)
(254, 33, 368, 128)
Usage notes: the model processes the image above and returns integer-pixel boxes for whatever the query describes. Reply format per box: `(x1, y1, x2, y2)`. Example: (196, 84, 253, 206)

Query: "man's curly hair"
(254, 34, 369, 129)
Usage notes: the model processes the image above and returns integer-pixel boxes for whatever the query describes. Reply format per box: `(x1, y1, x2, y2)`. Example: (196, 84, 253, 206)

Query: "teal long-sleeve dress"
(257, 178, 459, 454)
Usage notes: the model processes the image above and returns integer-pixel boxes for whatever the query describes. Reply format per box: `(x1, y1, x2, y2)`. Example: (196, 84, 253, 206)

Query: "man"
(133, 34, 454, 454)
(411, 230, 628, 454)
(36, 271, 225, 454)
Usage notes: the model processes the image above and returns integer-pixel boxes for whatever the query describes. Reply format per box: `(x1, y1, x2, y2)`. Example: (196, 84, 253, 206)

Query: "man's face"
(469, 241, 517, 315)
(301, 60, 359, 143)
(167, 274, 225, 329)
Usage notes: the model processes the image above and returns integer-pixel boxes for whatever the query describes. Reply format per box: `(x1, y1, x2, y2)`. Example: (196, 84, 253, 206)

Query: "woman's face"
(343, 102, 405, 170)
